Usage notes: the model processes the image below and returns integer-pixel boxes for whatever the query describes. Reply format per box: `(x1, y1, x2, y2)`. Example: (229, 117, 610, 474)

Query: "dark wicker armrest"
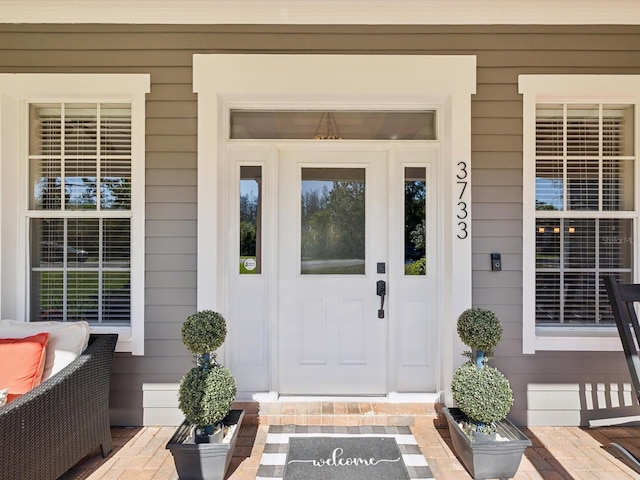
(0, 333, 118, 480)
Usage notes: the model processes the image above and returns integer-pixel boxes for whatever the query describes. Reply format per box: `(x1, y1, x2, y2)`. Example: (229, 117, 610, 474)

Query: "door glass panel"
(405, 167, 426, 275)
(240, 166, 262, 274)
(231, 110, 436, 140)
(301, 168, 365, 274)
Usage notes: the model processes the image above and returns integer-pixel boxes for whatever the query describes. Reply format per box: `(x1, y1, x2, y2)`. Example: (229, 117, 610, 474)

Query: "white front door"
(276, 145, 438, 395)
(277, 147, 389, 394)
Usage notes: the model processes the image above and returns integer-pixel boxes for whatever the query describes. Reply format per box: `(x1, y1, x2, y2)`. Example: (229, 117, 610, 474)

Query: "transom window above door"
(230, 110, 437, 140)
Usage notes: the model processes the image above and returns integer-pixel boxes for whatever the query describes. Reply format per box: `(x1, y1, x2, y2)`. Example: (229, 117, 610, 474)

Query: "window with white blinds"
(534, 103, 635, 327)
(28, 103, 132, 325)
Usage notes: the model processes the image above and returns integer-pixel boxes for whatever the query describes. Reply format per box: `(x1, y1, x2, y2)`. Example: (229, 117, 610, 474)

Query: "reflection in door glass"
(405, 167, 426, 275)
(301, 168, 365, 274)
(240, 166, 261, 274)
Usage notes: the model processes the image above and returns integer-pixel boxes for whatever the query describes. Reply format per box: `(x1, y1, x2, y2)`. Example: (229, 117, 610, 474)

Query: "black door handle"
(376, 280, 386, 318)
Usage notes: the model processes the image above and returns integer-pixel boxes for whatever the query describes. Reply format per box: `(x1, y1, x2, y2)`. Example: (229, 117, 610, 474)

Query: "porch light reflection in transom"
(230, 110, 436, 140)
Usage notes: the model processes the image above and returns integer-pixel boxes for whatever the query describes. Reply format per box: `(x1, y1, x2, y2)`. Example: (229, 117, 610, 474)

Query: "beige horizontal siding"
(2, 23, 640, 426)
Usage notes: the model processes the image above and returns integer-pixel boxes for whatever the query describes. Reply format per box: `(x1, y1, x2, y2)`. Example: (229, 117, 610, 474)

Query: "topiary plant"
(451, 361, 513, 433)
(178, 310, 236, 440)
(456, 307, 502, 354)
(181, 310, 228, 354)
(452, 307, 513, 436)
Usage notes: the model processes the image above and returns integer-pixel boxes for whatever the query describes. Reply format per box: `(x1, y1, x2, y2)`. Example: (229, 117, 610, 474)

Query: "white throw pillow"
(0, 388, 7, 406)
(0, 320, 90, 381)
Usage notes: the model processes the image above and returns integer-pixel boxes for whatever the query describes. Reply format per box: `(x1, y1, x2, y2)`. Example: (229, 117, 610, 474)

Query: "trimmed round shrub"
(456, 307, 503, 352)
(178, 364, 237, 427)
(182, 310, 227, 354)
(451, 362, 514, 424)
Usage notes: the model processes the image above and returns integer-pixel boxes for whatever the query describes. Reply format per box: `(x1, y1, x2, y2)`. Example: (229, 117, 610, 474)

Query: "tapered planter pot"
(167, 409, 244, 480)
(443, 407, 531, 480)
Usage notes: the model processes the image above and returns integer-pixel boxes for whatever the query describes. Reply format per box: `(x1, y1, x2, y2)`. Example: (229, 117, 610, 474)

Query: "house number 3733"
(456, 161, 469, 239)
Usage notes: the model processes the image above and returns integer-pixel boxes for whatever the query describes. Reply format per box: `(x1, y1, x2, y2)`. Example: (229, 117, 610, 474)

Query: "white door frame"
(193, 54, 476, 403)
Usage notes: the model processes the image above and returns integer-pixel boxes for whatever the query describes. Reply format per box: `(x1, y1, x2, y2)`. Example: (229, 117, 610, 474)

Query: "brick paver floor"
(59, 401, 640, 480)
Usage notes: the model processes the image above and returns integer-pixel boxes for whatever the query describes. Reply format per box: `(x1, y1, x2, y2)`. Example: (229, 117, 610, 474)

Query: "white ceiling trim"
(1, 0, 639, 25)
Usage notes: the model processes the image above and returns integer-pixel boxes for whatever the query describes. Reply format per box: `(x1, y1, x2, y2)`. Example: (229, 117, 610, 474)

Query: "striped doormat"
(256, 425, 435, 480)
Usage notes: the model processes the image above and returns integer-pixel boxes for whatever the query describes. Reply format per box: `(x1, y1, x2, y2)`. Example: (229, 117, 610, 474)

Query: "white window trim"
(0, 73, 150, 354)
(519, 74, 640, 354)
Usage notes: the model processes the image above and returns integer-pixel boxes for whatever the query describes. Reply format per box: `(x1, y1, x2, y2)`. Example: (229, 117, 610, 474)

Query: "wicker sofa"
(0, 333, 118, 480)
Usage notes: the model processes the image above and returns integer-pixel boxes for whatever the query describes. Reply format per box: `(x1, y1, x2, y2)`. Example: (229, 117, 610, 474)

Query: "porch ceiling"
(0, 0, 639, 26)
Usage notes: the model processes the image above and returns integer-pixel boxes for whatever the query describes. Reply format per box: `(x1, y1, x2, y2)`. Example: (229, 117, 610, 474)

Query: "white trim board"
(1, 0, 639, 25)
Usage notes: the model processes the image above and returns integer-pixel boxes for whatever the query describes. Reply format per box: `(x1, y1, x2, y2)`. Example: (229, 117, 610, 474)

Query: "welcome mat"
(285, 436, 409, 480)
(256, 425, 434, 480)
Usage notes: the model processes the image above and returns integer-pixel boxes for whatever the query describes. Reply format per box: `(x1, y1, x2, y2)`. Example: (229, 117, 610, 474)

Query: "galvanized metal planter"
(443, 407, 531, 480)
(167, 409, 244, 480)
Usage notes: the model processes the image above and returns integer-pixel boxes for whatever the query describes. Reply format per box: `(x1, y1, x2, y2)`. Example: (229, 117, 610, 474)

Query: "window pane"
(603, 158, 634, 211)
(535, 105, 566, 211)
(102, 272, 130, 325)
(301, 168, 365, 274)
(599, 219, 633, 269)
(536, 273, 560, 324)
(32, 271, 64, 322)
(65, 157, 98, 210)
(30, 217, 130, 325)
(536, 103, 635, 213)
(536, 105, 564, 157)
(564, 273, 596, 324)
(32, 218, 64, 266)
(29, 103, 132, 211)
(535, 218, 633, 326)
(101, 104, 131, 155)
(68, 218, 96, 266)
(566, 157, 599, 210)
(566, 105, 599, 156)
(30, 159, 62, 210)
(535, 219, 560, 269)
(30, 104, 62, 210)
(30, 103, 62, 156)
(536, 273, 611, 326)
(104, 219, 131, 266)
(404, 167, 426, 275)
(603, 104, 634, 157)
(67, 272, 99, 322)
(101, 104, 132, 210)
(102, 158, 132, 210)
(536, 159, 563, 211)
(65, 105, 97, 211)
(231, 110, 436, 140)
(240, 166, 262, 274)
(564, 219, 595, 268)
(65, 104, 97, 156)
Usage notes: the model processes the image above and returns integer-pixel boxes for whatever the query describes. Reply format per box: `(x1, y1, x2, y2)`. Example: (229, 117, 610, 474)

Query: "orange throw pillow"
(0, 332, 50, 399)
